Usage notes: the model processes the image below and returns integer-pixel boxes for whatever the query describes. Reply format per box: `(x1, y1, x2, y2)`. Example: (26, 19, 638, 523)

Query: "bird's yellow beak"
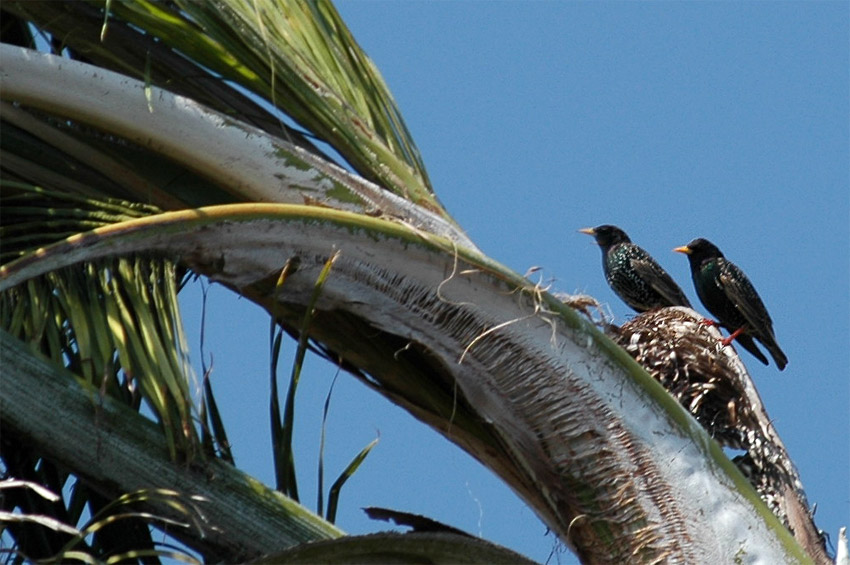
(673, 245, 691, 255)
(578, 227, 596, 235)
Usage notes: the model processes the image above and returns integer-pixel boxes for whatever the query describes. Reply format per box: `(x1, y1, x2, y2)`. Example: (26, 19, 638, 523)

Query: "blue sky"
(181, 3, 848, 562)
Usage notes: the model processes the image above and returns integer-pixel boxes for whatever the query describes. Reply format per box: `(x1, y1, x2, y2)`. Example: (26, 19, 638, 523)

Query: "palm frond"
(0, 1, 463, 554)
(1, 44, 474, 248)
(171, 0, 437, 208)
(325, 437, 378, 524)
(1, 183, 199, 464)
(2, 1, 322, 155)
(4, 0, 438, 213)
(0, 204, 809, 563)
(1, 330, 345, 561)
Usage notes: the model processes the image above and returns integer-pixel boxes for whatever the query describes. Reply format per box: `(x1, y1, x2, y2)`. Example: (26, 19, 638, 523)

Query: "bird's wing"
(630, 257, 692, 307)
(718, 260, 774, 334)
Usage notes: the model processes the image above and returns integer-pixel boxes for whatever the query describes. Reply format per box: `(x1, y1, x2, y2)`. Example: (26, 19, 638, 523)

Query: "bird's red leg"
(721, 326, 746, 346)
(700, 318, 720, 327)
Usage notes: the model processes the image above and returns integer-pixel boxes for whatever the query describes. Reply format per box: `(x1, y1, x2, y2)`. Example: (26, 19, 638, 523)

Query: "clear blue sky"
(181, 3, 849, 562)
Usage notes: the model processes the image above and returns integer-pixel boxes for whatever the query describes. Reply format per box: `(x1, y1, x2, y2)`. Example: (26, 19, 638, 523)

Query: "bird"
(580, 225, 692, 313)
(674, 238, 787, 370)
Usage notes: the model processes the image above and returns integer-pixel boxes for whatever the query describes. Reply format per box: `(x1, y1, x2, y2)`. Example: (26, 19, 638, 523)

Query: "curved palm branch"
(1, 205, 807, 563)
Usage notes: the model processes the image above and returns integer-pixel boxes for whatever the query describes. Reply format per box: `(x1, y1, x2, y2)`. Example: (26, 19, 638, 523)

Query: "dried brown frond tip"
(608, 306, 832, 564)
(611, 307, 745, 448)
(554, 292, 613, 328)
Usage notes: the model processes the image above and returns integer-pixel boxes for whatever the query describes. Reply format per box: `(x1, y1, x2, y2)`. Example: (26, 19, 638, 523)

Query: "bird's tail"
(734, 335, 769, 366)
(762, 337, 788, 371)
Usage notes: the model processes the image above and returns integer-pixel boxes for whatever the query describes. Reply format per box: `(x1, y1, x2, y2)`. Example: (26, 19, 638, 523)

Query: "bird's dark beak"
(673, 245, 691, 255)
(578, 228, 596, 235)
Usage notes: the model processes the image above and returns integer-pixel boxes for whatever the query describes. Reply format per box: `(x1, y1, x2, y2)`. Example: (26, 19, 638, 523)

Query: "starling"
(580, 225, 692, 313)
(674, 238, 787, 370)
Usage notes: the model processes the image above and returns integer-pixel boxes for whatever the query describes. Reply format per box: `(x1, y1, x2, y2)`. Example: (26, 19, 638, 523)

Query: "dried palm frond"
(610, 307, 830, 564)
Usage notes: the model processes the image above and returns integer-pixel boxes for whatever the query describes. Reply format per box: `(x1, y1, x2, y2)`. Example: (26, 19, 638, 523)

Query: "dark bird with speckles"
(580, 225, 692, 313)
(674, 238, 787, 370)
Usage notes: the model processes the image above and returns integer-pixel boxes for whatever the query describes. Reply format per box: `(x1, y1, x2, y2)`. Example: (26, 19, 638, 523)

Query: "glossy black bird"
(674, 238, 787, 370)
(580, 225, 692, 313)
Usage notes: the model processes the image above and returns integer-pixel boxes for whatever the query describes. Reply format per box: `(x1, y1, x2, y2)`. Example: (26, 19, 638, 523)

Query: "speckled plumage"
(675, 238, 787, 370)
(581, 225, 691, 313)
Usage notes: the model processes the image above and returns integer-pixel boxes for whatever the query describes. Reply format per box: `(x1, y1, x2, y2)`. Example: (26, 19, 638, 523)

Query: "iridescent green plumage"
(581, 225, 691, 313)
(675, 238, 787, 371)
